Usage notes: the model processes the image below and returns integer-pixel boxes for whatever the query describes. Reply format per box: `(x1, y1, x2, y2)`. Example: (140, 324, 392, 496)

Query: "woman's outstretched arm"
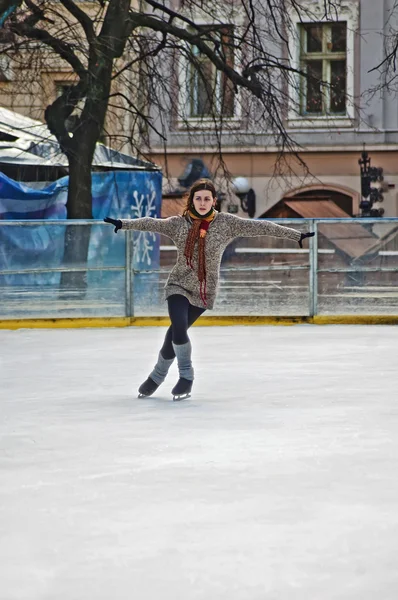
(224, 213, 313, 246)
(104, 216, 181, 241)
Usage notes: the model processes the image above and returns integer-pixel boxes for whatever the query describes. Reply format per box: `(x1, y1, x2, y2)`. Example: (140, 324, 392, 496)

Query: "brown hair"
(182, 179, 217, 216)
(182, 178, 216, 306)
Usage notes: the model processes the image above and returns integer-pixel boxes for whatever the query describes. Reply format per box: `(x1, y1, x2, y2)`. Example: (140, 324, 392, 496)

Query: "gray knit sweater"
(120, 212, 302, 309)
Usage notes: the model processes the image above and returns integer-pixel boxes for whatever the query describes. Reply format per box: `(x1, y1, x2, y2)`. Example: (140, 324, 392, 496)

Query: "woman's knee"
(168, 295, 190, 345)
(171, 325, 189, 346)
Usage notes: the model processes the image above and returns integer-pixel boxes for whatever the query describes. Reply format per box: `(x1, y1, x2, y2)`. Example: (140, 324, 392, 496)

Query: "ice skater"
(104, 179, 314, 400)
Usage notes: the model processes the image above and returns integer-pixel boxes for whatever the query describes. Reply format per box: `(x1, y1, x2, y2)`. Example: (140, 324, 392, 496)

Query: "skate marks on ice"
(138, 392, 192, 402)
(1, 326, 398, 600)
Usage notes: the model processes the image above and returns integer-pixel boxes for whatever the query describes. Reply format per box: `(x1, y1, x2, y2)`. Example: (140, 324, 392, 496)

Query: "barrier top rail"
(1, 217, 398, 226)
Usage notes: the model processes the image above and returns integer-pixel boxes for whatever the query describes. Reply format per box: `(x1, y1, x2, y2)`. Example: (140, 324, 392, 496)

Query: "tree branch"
(99, 0, 131, 57)
(112, 32, 168, 80)
(368, 36, 398, 73)
(10, 21, 86, 77)
(128, 10, 263, 99)
(108, 92, 167, 141)
(143, 0, 203, 33)
(59, 0, 96, 44)
(45, 79, 88, 153)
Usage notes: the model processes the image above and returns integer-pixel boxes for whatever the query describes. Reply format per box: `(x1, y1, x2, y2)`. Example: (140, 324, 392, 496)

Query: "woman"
(104, 179, 314, 400)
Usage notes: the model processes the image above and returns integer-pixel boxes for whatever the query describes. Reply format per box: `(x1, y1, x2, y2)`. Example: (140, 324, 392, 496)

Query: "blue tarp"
(0, 172, 68, 219)
(0, 170, 162, 285)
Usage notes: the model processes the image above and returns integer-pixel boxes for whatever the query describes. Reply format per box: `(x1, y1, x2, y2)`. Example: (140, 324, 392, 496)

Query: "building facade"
(147, 0, 398, 218)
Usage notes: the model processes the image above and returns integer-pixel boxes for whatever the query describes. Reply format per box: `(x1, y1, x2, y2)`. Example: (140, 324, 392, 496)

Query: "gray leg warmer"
(149, 352, 174, 386)
(172, 341, 194, 381)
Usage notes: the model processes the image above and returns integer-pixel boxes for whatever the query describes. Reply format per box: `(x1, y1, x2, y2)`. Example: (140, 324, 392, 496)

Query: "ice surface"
(1, 325, 398, 600)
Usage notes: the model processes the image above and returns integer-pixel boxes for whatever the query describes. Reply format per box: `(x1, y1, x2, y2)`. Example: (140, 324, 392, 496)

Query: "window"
(187, 25, 236, 119)
(299, 22, 347, 116)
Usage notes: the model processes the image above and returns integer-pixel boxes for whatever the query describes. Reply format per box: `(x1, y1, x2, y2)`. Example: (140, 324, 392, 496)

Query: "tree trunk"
(60, 150, 94, 298)
(52, 49, 114, 299)
(66, 152, 93, 220)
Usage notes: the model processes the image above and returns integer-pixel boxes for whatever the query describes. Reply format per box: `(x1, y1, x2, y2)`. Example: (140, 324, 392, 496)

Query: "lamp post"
(358, 150, 385, 217)
(230, 177, 256, 218)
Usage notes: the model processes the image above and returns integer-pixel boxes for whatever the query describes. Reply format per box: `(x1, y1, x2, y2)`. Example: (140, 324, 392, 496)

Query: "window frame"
(287, 0, 358, 129)
(300, 23, 347, 116)
(177, 12, 244, 128)
(188, 26, 236, 120)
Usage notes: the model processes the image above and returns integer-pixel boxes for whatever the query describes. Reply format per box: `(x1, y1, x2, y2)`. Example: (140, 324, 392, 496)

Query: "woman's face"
(192, 189, 216, 215)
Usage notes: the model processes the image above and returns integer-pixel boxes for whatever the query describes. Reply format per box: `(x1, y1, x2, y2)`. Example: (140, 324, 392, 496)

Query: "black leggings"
(160, 294, 206, 359)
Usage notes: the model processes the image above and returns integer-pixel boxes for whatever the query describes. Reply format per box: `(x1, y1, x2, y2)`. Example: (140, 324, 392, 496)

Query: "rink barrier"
(1, 218, 398, 322)
(1, 315, 398, 329)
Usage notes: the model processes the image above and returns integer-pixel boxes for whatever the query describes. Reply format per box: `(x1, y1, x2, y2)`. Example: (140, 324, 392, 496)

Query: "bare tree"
(0, 0, 343, 292)
(0, 0, 344, 213)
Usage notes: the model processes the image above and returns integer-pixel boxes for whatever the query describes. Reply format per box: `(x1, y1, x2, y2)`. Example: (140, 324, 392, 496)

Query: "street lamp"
(358, 150, 385, 217)
(231, 177, 256, 218)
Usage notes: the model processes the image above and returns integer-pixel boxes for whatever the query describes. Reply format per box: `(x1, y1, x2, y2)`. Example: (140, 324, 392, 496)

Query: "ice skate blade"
(138, 392, 155, 398)
(173, 393, 191, 401)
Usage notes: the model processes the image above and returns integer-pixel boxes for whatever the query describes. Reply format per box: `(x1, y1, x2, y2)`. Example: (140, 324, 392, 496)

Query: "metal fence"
(0, 218, 397, 319)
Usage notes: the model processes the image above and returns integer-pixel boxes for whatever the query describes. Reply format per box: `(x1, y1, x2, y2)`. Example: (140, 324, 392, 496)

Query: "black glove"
(104, 217, 122, 233)
(298, 232, 315, 248)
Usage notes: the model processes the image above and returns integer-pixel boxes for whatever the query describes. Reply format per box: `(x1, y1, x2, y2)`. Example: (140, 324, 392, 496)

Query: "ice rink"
(1, 324, 398, 600)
